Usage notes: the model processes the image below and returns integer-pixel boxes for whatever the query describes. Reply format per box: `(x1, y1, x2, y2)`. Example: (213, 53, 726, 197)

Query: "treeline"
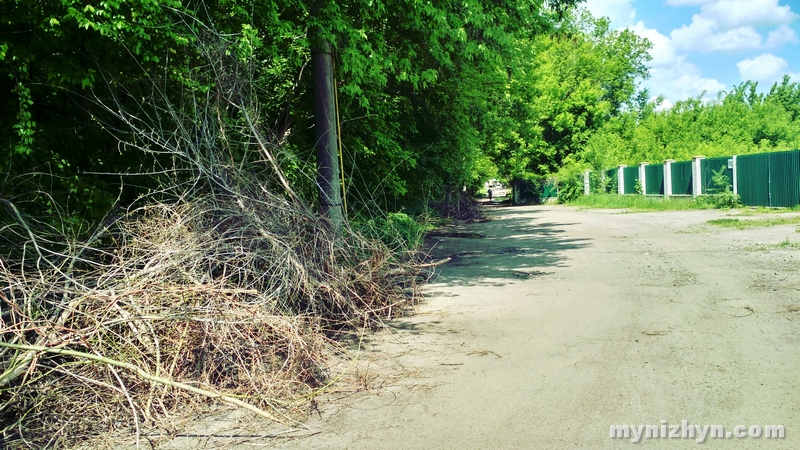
(577, 77, 800, 174)
(5, 0, 789, 220)
(0, 0, 668, 227)
(0, 0, 554, 222)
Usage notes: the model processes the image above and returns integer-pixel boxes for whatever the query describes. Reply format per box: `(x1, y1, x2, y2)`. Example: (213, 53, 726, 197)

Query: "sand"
(122, 204, 800, 449)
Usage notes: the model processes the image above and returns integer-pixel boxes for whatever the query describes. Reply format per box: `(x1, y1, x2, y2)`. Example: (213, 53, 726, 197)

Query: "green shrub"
(557, 176, 584, 203)
(354, 212, 427, 250)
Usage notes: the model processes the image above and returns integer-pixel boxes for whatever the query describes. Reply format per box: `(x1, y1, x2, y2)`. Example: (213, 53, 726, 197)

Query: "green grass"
(706, 216, 800, 229)
(747, 237, 800, 251)
(733, 205, 800, 216)
(773, 238, 800, 249)
(568, 194, 706, 211)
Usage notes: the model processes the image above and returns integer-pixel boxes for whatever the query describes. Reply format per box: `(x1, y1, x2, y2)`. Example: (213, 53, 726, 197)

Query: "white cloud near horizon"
(737, 53, 787, 83)
(736, 53, 800, 85)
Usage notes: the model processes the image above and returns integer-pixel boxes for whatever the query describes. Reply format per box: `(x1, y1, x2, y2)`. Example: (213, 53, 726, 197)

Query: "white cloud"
(645, 55, 727, 103)
(665, 0, 714, 5)
(765, 24, 800, 47)
(626, 21, 726, 105)
(737, 53, 788, 83)
(581, 0, 637, 28)
(670, 18, 763, 52)
(666, 0, 799, 53)
(589, 0, 800, 104)
(629, 22, 676, 67)
(700, 0, 797, 29)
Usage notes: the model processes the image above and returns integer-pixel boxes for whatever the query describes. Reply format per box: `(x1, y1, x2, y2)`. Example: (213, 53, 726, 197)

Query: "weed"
(353, 212, 429, 250)
(707, 216, 800, 229)
(746, 237, 800, 251)
(697, 166, 740, 209)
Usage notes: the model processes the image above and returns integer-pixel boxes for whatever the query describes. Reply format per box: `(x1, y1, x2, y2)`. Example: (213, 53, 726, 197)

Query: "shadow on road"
(424, 205, 591, 289)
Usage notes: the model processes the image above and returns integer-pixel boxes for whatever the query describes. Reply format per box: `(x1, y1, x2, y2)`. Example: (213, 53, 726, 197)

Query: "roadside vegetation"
(569, 194, 702, 211)
(568, 192, 745, 212)
(707, 216, 800, 229)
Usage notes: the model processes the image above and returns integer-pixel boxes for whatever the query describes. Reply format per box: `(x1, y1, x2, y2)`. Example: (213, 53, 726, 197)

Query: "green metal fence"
(737, 150, 800, 207)
(644, 164, 664, 195)
(586, 149, 800, 207)
(623, 166, 639, 194)
(736, 153, 770, 206)
(604, 168, 616, 193)
(542, 179, 558, 199)
(701, 156, 733, 194)
(768, 150, 800, 207)
(671, 160, 692, 195)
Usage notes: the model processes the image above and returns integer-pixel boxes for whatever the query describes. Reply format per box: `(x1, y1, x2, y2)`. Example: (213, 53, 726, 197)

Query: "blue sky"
(581, 0, 800, 108)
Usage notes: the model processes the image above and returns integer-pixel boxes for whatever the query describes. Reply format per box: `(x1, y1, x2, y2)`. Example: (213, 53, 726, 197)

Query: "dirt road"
(161, 205, 800, 449)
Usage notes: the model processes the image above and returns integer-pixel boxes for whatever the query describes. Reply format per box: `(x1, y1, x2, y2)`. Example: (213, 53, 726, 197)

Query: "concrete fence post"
(583, 170, 591, 195)
(731, 155, 738, 196)
(639, 163, 648, 195)
(618, 165, 627, 195)
(691, 156, 705, 198)
(664, 159, 675, 198)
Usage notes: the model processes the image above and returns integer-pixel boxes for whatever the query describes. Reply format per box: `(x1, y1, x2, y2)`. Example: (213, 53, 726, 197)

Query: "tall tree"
(484, 10, 651, 187)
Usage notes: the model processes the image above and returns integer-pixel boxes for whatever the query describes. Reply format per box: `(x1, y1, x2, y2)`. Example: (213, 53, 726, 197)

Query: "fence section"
(701, 156, 733, 194)
(670, 160, 692, 196)
(768, 150, 800, 207)
(644, 164, 664, 195)
(736, 153, 770, 206)
(622, 166, 639, 194)
(589, 149, 800, 207)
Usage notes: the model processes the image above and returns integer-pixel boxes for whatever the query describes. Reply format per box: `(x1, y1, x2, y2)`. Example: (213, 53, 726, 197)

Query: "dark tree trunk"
(310, 5, 344, 230)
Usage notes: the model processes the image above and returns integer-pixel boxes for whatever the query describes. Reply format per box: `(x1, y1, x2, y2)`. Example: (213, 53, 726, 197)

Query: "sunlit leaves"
(486, 10, 650, 181)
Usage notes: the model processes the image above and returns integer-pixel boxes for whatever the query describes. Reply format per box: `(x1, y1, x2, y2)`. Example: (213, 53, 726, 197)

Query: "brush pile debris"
(0, 179, 427, 448)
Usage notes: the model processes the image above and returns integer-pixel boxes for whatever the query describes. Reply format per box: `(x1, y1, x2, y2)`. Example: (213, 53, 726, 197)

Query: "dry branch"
(0, 342, 293, 426)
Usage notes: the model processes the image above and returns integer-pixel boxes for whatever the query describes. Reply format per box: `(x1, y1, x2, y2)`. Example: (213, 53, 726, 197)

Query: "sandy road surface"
(153, 205, 800, 449)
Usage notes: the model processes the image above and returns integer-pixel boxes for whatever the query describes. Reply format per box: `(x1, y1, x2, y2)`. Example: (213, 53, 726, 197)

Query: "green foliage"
(1, 0, 591, 231)
(696, 192, 740, 209)
(353, 212, 428, 250)
(486, 9, 652, 185)
(604, 173, 618, 194)
(633, 179, 643, 195)
(11, 82, 35, 155)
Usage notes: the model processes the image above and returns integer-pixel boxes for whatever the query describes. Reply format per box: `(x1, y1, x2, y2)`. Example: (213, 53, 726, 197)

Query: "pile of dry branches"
(0, 173, 427, 448)
(0, 27, 429, 448)
(0, 170, 427, 447)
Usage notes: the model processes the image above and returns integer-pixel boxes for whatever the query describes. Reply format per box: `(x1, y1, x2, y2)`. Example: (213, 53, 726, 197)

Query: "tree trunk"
(310, 7, 344, 231)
